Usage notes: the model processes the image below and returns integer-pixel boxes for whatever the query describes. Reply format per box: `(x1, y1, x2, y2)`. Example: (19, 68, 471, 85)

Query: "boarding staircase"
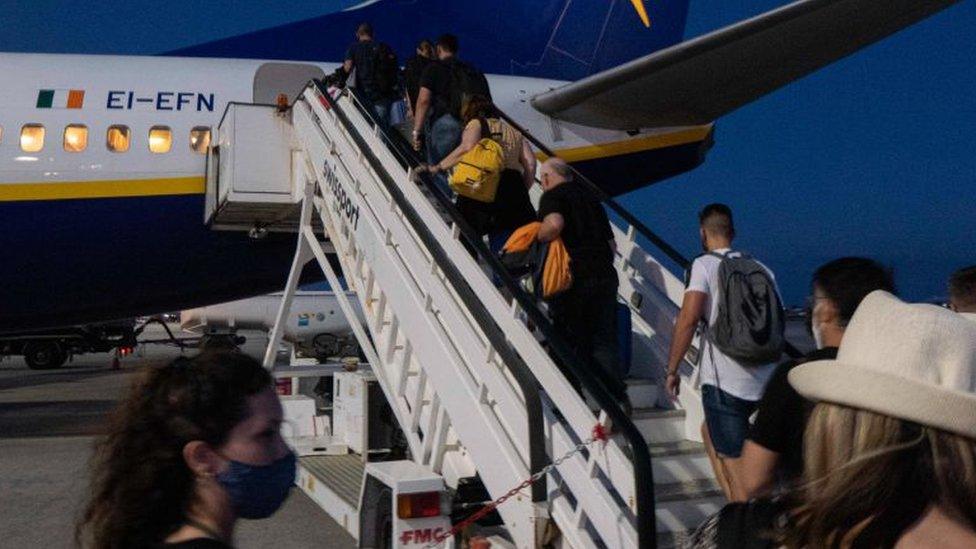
(206, 82, 724, 548)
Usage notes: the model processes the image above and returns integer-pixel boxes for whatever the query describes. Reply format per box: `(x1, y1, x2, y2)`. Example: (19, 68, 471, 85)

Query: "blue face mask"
(217, 451, 297, 519)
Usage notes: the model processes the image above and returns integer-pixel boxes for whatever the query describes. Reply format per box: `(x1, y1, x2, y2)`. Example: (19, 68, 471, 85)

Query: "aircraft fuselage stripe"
(538, 125, 712, 162)
(0, 176, 206, 201)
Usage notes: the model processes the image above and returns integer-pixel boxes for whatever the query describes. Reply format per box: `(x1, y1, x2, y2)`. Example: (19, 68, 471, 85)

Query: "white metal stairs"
(208, 82, 722, 548)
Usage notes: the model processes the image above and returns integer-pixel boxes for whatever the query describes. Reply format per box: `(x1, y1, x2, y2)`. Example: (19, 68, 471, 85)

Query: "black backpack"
(707, 251, 786, 366)
(446, 60, 491, 118)
(370, 42, 400, 98)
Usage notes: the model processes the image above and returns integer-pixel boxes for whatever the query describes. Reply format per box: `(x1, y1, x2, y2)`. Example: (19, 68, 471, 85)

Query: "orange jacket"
(502, 222, 573, 299)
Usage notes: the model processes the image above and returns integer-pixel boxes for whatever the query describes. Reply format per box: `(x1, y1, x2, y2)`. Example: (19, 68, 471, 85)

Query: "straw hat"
(789, 291, 976, 438)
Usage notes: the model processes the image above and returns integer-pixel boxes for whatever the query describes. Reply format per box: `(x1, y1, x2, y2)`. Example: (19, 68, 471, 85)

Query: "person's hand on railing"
(412, 163, 443, 176)
(409, 164, 428, 184)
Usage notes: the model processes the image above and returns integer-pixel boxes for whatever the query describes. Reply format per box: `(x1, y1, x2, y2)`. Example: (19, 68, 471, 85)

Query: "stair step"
(649, 440, 705, 458)
(656, 529, 695, 549)
(625, 378, 658, 409)
(655, 494, 726, 535)
(630, 407, 684, 420)
(655, 478, 722, 502)
(652, 449, 715, 484)
(631, 407, 686, 443)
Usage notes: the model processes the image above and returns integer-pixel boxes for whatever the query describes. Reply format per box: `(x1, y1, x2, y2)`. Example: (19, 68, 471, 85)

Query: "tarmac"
(0, 347, 356, 549)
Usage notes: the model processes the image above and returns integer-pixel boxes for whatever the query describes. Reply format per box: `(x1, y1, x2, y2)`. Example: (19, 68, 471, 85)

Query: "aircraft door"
(253, 62, 326, 104)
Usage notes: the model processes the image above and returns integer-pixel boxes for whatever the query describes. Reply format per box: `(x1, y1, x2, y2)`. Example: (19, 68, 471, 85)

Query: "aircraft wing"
(530, 0, 960, 130)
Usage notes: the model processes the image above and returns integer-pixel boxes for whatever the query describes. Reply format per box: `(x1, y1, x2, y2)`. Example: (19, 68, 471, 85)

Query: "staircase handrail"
(328, 83, 657, 548)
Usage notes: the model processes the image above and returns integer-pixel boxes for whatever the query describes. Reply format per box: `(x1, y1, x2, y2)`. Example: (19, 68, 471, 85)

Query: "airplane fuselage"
(0, 53, 708, 331)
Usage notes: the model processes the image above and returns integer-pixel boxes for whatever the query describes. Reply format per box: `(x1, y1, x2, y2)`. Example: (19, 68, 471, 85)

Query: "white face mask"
(810, 299, 828, 350)
(811, 314, 825, 350)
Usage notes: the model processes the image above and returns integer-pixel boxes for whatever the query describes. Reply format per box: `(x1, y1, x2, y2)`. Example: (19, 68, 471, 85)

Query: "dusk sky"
(620, 0, 975, 305)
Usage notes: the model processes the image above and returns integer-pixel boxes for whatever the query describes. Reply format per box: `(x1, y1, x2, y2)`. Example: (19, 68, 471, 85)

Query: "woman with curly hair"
(77, 352, 295, 548)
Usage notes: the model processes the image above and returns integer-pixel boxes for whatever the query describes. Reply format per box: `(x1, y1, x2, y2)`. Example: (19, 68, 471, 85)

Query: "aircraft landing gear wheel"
(24, 341, 66, 370)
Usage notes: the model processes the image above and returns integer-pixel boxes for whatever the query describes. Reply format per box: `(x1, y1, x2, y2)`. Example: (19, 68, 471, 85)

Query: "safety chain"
(426, 423, 610, 548)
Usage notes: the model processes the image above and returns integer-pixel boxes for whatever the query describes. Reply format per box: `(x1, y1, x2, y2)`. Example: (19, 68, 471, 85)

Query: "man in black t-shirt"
(412, 34, 465, 169)
(744, 347, 837, 485)
(402, 39, 433, 116)
(537, 158, 628, 405)
(734, 257, 895, 501)
(343, 23, 397, 127)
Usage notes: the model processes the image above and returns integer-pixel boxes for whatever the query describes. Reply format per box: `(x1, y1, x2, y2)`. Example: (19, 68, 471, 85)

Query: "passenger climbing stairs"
(206, 82, 725, 548)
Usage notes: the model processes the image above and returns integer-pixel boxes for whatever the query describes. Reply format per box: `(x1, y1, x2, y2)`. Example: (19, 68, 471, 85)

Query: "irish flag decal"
(37, 89, 85, 109)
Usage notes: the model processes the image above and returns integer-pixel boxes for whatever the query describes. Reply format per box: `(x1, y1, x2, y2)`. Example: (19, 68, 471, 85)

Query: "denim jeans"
(368, 98, 393, 129)
(388, 99, 407, 127)
(701, 384, 759, 457)
(425, 113, 462, 194)
(425, 113, 461, 164)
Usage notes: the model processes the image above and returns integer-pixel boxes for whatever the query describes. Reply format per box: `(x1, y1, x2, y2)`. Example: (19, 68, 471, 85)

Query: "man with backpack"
(411, 34, 491, 170)
(665, 203, 784, 500)
(403, 39, 434, 118)
(537, 158, 630, 411)
(342, 22, 400, 128)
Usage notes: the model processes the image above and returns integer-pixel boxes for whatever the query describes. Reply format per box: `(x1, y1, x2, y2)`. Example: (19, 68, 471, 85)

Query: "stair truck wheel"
(23, 341, 67, 370)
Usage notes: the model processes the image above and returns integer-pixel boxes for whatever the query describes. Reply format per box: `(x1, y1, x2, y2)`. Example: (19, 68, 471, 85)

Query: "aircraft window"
(149, 126, 172, 154)
(107, 125, 130, 153)
(20, 124, 45, 152)
(189, 126, 211, 154)
(63, 124, 88, 153)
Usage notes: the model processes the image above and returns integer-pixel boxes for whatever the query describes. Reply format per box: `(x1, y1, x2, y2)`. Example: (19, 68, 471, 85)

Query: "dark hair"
(461, 94, 495, 123)
(77, 352, 273, 548)
(417, 38, 433, 52)
(812, 257, 895, 325)
(436, 33, 459, 54)
(949, 265, 976, 312)
(698, 203, 734, 238)
(356, 22, 373, 38)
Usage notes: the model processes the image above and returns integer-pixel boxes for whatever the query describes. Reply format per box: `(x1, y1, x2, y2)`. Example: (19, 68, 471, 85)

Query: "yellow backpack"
(449, 118, 504, 203)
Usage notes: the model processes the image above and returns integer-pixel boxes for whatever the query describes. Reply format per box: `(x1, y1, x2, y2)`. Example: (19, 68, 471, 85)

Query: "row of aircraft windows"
(0, 124, 211, 154)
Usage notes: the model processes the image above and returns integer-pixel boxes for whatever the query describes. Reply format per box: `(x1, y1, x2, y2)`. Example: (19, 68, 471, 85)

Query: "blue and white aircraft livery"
(0, 0, 960, 331)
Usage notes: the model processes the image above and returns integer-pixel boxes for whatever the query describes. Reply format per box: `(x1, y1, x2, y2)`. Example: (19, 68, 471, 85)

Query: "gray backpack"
(706, 251, 785, 366)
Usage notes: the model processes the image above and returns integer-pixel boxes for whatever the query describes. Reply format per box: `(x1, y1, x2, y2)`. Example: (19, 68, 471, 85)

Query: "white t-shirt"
(686, 248, 777, 401)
